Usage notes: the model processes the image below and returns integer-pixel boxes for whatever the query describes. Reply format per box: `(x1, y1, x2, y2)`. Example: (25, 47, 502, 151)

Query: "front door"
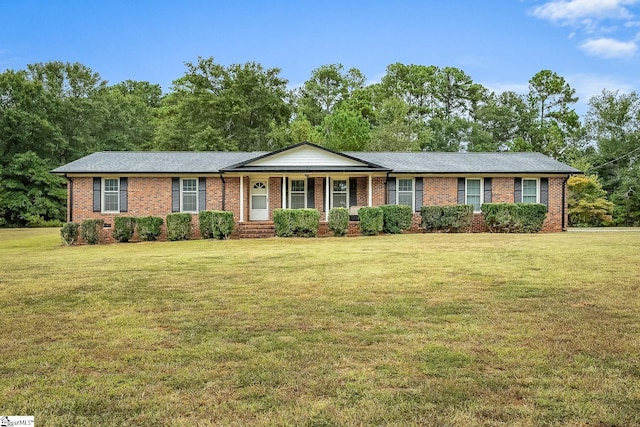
(250, 180, 269, 220)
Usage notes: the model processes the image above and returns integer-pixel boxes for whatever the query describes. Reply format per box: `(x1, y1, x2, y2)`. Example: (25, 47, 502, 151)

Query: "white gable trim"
(246, 145, 367, 167)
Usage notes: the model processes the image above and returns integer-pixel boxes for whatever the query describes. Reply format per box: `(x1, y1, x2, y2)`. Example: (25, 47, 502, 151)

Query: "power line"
(588, 145, 640, 171)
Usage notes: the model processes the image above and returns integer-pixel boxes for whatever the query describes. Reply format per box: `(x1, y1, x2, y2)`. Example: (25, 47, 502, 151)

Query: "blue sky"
(2, 0, 640, 116)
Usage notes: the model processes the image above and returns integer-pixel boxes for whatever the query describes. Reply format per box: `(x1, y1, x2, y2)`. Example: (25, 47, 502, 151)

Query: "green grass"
(1, 228, 639, 426)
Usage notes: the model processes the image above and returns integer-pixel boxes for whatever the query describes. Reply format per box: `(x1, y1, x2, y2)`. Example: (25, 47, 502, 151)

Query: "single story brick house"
(52, 142, 582, 238)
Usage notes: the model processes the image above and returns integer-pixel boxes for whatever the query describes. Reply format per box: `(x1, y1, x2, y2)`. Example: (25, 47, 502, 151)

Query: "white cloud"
(531, 0, 638, 24)
(580, 37, 638, 57)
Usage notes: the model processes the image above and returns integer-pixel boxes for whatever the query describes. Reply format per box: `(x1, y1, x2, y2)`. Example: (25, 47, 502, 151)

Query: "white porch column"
(239, 175, 244, 222)
(282, 175, 286, 208)
(325, 175, 330, 221)
(368, 174, 373, 206)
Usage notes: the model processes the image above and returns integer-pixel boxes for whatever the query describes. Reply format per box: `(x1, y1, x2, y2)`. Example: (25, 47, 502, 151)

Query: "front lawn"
(1, 229, 639, 426)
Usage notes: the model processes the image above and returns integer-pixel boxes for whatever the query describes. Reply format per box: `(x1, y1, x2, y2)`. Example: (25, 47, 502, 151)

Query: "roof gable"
(249, 144, 367, 167)
(221, 142, 389, 172)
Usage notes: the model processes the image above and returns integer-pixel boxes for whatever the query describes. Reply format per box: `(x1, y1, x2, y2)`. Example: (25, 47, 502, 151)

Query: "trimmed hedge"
(200, 210, 235, 239)
(380, 204, 413, 234)
(328, 207, 349, 236)
(136, 216, 163, 241)
(60, 222, 79, 246)
(420, 205, 473, 233)
(80, 219, 104, 245)
(482, 203, 547, 233)
(358, 206, 383, 236)
(166, 213, 192, 241)
(274, 209, 320, 237)
(113, 216, 136, 242)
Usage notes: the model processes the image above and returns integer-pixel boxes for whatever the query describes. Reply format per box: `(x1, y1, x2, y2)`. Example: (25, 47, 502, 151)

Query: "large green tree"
(468, 91, 532, 152)
(0, 151, 66, 226)
(154, 57, 292, 151)
(511, 70, 581, 160)
(0, 62, 159, 226)
(586, 90, 640, 225)
(368, 97, 429, 151)
(296, 64, 365, 126)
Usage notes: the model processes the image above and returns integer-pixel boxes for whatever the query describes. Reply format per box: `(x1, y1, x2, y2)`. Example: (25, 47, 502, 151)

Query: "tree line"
(1, 58, 638, 226)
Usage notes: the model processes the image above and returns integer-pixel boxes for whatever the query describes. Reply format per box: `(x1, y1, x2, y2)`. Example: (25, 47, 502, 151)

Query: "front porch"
(236, 175, 385, 223)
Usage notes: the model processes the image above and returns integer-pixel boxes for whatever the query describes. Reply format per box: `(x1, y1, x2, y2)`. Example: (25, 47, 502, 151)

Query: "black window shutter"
(540, 178, 549, 207)
(388, 178, 396, 204)
(198, 177, 206, 212)
(349, 177, 357, 207)
(172, 178, 180, 212)
(307, 178, 315, 208)
(484, 178, 492, 204)
(284, 177, 288, 208)
(93, 177, 101, 212)
(514, 178, 522, 203)
(414, 177, 423, 212)
(119, 177, 128, 212)
(457, 178, 465, 205)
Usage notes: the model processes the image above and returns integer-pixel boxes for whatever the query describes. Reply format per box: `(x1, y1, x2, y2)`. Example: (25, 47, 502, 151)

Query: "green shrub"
(358, 207, 383, 236)
(136, 216, 163, 241)
(420, 205, 473, 233)
(328, 207, 349, 236)
(112, 216, 136, 243)
(380, 204, 413, 234)
(166, 213, 193, 241)
(25, 214, 64, 228)
(482, 203, 547, 233)
(199, 210, 235, 240)
(80, 219, 104, 245)
(274, 209, 320, 237)
(199, 211, 215, 239)
(60, 222, 79, 246)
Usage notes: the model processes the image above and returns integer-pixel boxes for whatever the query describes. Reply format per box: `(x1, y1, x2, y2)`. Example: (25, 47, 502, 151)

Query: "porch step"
(238, 222, 276, 239)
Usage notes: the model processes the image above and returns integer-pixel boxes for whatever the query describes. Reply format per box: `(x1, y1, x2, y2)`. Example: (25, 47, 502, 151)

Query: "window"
(522, 179, 538, 203)
(466, 179, 482, 212)
(290, 179, 306, 209)
(332, 179, 348, 208)
(103, 178, 119, 213)
(397, 178, 413, 207)
(181, 178, 198, 212)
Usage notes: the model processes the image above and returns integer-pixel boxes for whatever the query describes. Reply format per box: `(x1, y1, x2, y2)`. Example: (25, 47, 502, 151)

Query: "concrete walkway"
(567, 227, 640, 232)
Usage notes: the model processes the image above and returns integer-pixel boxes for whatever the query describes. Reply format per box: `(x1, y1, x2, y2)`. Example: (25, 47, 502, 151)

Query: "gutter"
(562, 175, 569, 231)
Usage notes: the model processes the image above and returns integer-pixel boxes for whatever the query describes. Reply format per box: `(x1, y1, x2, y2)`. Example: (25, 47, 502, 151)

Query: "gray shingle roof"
(349, 152, 582, 174)
(52, 151, 268, 174)
(52, 150, 582, 175)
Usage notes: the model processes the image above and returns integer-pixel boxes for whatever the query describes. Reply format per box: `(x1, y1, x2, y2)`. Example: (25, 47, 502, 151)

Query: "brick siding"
(68, 173, 569, 242)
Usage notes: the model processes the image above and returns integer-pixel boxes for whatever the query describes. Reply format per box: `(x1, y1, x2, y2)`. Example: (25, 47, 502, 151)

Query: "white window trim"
(180, 178, 199, 213)
(466, 178, 483, 213)
(396, 177, 415, 209)
(288, 178, 307, 209)
(522, 178, 539, 204)
(102, 177, 119, 214)
(331, 178, 349, 209)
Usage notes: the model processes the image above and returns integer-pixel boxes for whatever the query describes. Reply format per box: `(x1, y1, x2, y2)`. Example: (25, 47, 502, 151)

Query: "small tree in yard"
(568, 175, 614, 227)
(60, 222, 79, 246)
